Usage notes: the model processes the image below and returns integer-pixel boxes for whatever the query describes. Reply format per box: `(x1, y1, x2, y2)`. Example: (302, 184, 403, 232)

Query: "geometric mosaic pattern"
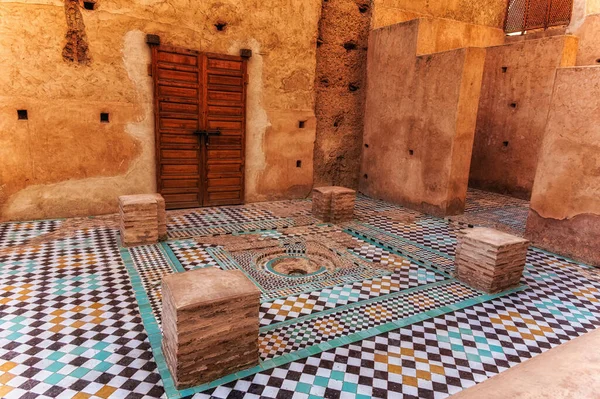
(1, 189, 600, 399)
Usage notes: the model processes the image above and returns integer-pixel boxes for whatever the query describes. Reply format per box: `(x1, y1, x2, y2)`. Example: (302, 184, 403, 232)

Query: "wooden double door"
(151, 45, 247, 209)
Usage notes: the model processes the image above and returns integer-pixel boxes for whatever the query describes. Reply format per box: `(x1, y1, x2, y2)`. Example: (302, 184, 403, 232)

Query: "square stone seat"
(312, 186, 356, 223)
(455, 227, 529, 293)
(119, 193, 166, 246)
(161, 268, 260, 389)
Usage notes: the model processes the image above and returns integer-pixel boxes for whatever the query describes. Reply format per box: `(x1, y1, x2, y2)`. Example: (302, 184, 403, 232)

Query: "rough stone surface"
(525, 67, 600, 267)
(360, 19, 486, 217)
(119, 193, 166, 246)
(572, 13, 600, 65)
(161, 268, 260, 388)
(312, 186, 356, 223)
(455, 227, 529, 293)
(371, 0, 508, 29)
(313, 0, 372, 189)
(469, 36, 578, 199)
(0, 0, 321, 221)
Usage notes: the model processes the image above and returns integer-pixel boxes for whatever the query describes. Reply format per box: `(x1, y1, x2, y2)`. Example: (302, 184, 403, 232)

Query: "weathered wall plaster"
(525, 66, 600, 266)
(469, 36, 579, 199)
(0, 0, 321, 221)
(371, 0, 508, 29)
(360, 19, 486, 217)
(312, 0, 372, 189)
(568, 0, 600, 65)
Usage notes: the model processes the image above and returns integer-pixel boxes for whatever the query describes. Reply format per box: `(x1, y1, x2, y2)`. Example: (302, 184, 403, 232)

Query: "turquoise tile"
(313, 376, 329, 387)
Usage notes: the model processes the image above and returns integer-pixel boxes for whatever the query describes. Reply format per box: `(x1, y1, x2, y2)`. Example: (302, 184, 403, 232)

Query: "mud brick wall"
(313, 0, 373, 189)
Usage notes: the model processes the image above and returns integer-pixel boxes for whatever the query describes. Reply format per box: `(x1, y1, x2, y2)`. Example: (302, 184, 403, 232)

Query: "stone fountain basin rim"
(265, 255, 327, 278)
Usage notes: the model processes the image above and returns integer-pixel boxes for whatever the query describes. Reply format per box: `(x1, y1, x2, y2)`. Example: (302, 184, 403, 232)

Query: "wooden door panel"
(202, 52, 247, 206)
(159, 134, 198, 146)
(158, 85, 198, 98)
(152, 45, 203, 209)
(160, 102, 199, 114)
(161, 163, 199, 175)
(153, 46, 247, 209)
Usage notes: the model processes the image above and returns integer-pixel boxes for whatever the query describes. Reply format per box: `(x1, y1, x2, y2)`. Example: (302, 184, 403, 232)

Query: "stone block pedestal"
(312, 186, 356, 223)
(455, 227, 529, 293)
(161, 268, 260, 388)
(119, 194, 166, 246)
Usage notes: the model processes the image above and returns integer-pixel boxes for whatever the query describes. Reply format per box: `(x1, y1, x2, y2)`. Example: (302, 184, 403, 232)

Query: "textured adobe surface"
(360, 20, 486, 217)
(313, 0, 372, 189)
(526, 67, 600, 266)
(0, 0, 320, 221)
(469, 36, 578, 199)
(371, 0, 508, 29)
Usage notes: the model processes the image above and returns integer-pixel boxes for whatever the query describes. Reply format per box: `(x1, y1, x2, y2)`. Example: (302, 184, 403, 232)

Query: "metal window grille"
(504, 0, 573, 34)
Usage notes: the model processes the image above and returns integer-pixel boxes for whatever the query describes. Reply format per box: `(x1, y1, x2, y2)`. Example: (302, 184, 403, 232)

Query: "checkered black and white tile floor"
(1, 189, 599, 399)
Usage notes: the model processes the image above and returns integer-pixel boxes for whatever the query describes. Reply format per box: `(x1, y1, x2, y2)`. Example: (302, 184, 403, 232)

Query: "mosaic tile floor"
(1, 189, 600, 399)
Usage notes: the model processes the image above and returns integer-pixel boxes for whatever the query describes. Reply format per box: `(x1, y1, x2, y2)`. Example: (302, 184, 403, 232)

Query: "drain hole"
(343, 41, 357, 51)
(288, 269, 307, 276)
(214, 22, 227, 31)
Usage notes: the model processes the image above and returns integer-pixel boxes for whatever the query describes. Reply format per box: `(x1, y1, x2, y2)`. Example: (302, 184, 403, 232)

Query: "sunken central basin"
(266, 255, 326, 277)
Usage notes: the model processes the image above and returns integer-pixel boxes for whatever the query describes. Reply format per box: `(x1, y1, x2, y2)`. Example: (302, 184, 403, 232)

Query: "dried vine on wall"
(63, 0, 91, 64)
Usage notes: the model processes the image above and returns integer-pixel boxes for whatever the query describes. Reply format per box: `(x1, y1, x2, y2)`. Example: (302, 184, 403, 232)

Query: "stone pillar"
(455, 227, 529, 293)
(161, 268, 260, 388)
(118, 193, 167, 246)
(525, 67, 600, 267)
(312, 186, 356, 223)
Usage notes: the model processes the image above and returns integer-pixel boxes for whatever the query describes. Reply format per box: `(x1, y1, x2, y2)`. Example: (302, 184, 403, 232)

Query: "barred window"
(504, 0, 573, 34)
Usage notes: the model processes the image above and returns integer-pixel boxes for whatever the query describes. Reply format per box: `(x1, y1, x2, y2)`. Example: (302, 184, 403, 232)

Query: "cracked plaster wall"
(0, 0, 320, 221)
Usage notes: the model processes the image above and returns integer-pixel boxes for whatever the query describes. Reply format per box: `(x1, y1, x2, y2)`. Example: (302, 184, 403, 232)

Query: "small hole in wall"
(83, 1, 96, 10)
(298, 120, 306, 128)
(358, 3, 369, 13)
(502, 66, 508, 73)
(320, 78, 329, 87)
(214, 22, 227, 31)
(343, 41, 357, 51)
(17, 110, 28, 120)
(363, 174, 368, 179)
(333, 115, 343, 127)
(348, 83, 359, 92)
(296, 160, 302, 168)
(509, 102, 517, 108)
(100, 113, 109, 123)
(364, 143, 369, 148)
(317, 37, 323, 47)
(596, 58, 600, 64)
(503, 141, 509, 147)
(409, 149, 414, 155)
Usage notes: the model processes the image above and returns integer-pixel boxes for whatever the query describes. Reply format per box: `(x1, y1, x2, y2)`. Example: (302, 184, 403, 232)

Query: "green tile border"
(259, 278, 457, 333)
(119, 236, 527, 398)
(345, 227, 454, 280)
(350, 221, 455, 261)
(117, 239, 183, 398)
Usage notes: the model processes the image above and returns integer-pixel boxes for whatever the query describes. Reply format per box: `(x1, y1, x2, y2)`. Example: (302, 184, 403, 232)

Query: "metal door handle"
(193, 130, 221, 136)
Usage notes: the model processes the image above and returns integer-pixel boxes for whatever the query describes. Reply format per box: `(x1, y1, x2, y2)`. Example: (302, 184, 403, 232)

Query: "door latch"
(193, 130, 222, 136)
